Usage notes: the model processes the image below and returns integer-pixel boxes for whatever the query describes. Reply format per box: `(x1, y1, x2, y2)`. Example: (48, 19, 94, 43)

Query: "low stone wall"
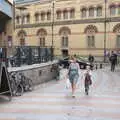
(8, 61, 58, 85)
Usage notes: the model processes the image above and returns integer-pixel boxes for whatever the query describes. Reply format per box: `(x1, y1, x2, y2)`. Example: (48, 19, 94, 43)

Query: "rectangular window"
(63, 11, 68, 19)
(117, 35, 120, 47)
(110, 6, 116, 16)
(89, 8, 94, 17)
(40, 38, 45, 47)
(41, 14, 45, 21)
(70, 10, 75, 19)
(35, 14, 39, 22)
(62, 37, 68, 47)
(26, 16, 30, 23)
(16, 18, 19, 24)
(47, 13, 51, 20)
(87, 36, 95, 47)
(118, 7, 120, 15)
(81, 9, 86, 18)
(97, 7, 102, 16)
(57, 12, 61, 19)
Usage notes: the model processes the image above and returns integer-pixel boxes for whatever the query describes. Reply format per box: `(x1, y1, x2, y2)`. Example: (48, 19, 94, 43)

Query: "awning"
(0, 0, 13, 18)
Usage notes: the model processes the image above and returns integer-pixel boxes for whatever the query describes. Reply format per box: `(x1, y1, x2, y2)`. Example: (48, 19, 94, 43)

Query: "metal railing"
(0, 46, 54, 67)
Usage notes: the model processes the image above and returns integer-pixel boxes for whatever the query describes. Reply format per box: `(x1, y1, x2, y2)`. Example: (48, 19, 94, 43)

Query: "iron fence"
(0, 46, 54, 67)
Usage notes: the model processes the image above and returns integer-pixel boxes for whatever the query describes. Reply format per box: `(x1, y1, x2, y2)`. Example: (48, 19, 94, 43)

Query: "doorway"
(62, 50, 68, 57)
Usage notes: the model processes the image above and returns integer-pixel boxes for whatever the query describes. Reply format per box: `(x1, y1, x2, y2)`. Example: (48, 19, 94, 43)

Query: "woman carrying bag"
(68, 56, 80, 98)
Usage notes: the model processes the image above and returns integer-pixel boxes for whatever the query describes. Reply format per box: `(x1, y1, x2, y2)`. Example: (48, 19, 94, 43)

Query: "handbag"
(66, 78, 71, 89)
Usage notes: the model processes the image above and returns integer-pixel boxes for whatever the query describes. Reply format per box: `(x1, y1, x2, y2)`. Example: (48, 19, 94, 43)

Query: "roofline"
(15, 0, 52, 5)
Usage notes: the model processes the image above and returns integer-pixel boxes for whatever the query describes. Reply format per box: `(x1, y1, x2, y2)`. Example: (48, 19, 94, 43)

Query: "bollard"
(100, 63, 102, 69)
(96, 64, 98, 70)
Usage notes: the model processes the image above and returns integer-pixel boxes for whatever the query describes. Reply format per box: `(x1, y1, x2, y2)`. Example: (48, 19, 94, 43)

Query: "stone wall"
(8, 61, 58, 85)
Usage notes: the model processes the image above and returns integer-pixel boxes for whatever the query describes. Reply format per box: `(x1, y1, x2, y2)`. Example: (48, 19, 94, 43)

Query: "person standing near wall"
(88, 54, 94, 70)
(109, 51, 117, 72)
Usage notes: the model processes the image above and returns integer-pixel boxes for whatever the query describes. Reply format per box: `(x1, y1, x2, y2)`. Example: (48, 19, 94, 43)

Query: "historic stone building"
(15, 0, 120, 58)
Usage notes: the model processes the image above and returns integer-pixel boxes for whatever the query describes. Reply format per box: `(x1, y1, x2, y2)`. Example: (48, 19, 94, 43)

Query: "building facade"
(15, 0, 120, 58)
(0, 0, 14, 56)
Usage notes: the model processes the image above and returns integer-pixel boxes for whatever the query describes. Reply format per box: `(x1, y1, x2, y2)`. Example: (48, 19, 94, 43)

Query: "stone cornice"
(16, 17, 120, 29)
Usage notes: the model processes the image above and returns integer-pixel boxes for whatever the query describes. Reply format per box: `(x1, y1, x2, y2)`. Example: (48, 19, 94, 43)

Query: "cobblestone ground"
(0, 66, 120, 120)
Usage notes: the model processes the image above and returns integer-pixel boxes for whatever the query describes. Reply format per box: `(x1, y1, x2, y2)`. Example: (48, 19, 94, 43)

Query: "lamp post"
(51, 0, 55, 60)
(104, 0, 107, 62)
(15, 6, 27, 66)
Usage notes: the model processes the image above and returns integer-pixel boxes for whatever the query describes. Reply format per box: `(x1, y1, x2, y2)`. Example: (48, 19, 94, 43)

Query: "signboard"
(0, 62, 12, 100)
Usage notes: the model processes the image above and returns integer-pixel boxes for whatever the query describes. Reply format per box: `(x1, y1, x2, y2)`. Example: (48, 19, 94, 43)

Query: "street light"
(104, 0, 107, 62)
(51, 0, 55, 60)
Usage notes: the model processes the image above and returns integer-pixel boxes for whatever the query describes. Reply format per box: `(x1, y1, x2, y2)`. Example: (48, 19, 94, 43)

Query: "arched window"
(96, 6, 102, 16)
(110, 5, 116, 16)
(84, 25, 98, 48)
(47, 11, 51, 20)
(63, 10, 68, 19)
(81, 8, 87, 18)
(35, 13, 39, 22)
(17, 30, 27, 46)
(70, 8, 75, 19)
(56, 10, 61, 20)
(59, 27, 71, 48)
(37, 29, 47, 47)
(113, 24, 120, 47)
(41, 12, 45, 21)
(89, 7, 94, 17)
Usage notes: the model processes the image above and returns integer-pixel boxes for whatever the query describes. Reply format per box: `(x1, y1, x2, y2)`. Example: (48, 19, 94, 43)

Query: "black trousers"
(111, 63, 115, 72)
(85, 84, 89, 95)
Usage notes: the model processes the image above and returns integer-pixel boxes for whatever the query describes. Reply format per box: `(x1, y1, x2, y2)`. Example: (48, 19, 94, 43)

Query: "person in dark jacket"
(88, 54, 94, 70)
(109, 51, 117, 72)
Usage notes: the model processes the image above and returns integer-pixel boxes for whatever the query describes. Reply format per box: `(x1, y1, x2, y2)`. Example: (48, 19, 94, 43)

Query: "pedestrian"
(68, 56, 80, 97)
(109, 51, 117, 72)
(83, 66, 92, 95)
(88, 54, 94, 70)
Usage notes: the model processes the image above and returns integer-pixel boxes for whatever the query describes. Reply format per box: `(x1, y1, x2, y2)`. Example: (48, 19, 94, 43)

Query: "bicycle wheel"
(15, 84, 24, 96)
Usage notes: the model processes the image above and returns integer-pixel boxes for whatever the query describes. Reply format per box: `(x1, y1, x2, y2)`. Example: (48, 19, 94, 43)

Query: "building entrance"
(62, 50, 68, 57)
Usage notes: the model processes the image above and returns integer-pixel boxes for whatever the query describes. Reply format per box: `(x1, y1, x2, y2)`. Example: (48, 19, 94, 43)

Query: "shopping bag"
(66, 78, 71, 89)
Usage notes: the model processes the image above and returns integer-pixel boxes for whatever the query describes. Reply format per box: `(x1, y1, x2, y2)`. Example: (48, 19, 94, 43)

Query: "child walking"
(84, 66, 92, 95)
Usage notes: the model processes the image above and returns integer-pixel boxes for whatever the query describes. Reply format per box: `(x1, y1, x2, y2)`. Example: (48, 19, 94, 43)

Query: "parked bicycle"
(9, 71, 33, 96)
(9, 72, 24, 96)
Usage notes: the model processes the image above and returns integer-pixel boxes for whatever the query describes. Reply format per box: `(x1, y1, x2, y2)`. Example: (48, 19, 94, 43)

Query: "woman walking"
(68, 56, 80, 97)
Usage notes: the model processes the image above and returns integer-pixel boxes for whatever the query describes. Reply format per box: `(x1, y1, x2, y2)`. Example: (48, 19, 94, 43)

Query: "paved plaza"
(0, 66, 120, 120)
